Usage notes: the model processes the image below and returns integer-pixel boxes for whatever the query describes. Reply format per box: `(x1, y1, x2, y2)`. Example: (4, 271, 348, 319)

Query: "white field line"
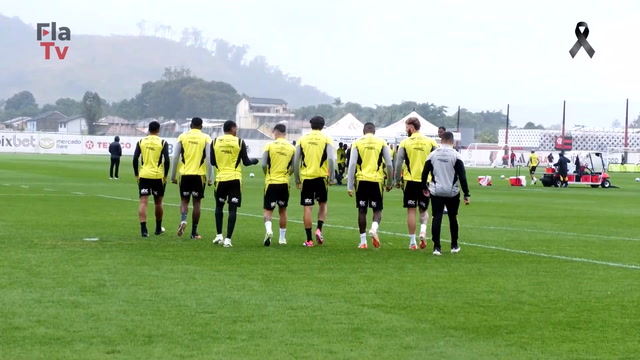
(95, 194, 640, 270)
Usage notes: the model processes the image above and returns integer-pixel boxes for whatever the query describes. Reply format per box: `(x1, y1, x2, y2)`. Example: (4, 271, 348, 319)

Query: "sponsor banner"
(0, 133, 40, 153)
(244, 140, 270, 157)
(39, 134, 83, 154)
(0, 133, 267, 158)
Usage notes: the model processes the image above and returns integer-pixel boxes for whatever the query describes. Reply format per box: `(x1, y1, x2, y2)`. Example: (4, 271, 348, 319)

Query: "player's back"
(265, 138, 295, 184)
(139, 135, 166, 179)
(427, 147, 464, 197)
(353, 134, 387, 183)
(298, 130, 334, 180)
(530, 154, 539, 166)
(399, 133, 438, 181)
(177, 129, 211, 175)
(213, 134, 243, 182)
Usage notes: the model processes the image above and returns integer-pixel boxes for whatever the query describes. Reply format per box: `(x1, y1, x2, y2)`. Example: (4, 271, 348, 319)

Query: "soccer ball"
(635, 178, 639, 182)
(249, 173, 255, 178)
(500, 175, 505, 179)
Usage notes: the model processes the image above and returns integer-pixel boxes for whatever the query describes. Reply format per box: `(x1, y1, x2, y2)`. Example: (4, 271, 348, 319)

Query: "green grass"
(1, 153, 640, 360)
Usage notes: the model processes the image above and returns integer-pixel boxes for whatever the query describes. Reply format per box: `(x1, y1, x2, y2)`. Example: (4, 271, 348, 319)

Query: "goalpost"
(465, 143, 511, 167)
(606, 147, 640, 172)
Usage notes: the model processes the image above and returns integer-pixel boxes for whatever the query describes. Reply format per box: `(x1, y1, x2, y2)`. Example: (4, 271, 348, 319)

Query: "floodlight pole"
(561, 100, 566, 140)
(505, 104, 510, 147)
(456, 105, 460, 150)
(624, 98, 629, 148)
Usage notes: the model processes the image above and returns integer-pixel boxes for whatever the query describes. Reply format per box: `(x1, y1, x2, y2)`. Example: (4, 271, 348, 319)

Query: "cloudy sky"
(4, 0, 640, 127)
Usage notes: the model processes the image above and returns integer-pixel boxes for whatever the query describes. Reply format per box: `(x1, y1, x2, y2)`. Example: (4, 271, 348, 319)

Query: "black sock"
(317, 220, 324, 231)
(226, 207, 237, 239)
(140, 222, 147, 233)
(156, 220, 162, 232)
(305, 228, 312, 241)
(215, 207, 224, 234)
(192, 224, 198, 236)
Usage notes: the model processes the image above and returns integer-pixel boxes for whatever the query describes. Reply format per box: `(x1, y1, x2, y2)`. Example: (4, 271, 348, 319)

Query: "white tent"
(323, 113, 364, 137)
(376, 111, 440, 137)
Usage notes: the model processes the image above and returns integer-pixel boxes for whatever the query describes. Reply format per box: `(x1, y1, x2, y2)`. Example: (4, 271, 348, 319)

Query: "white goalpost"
(465, 143, 511, 167)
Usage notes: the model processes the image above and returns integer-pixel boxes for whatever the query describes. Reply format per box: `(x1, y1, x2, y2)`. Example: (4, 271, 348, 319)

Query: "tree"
(4, 90, 39, 117)
(523, 121, 545, 129)
(333, 97, 342, 108)
(82, 92, 103, 135)
(162, 66, 192, 81)
(632, 114, 640, 128)
(611, 119, 622, 128)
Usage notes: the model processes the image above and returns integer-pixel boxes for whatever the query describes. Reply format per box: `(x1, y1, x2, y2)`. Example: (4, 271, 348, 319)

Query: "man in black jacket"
(109, 136, 122, 179)
(554, 152, 571, 188)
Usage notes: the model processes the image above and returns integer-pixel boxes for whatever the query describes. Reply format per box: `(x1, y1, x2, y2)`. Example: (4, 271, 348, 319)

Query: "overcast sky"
(4, 0, 640, 127)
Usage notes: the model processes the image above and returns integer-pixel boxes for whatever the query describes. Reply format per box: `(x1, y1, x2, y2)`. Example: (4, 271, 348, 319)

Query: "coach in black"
(109, 136, 122, 179)
(421, 131, 470, 256)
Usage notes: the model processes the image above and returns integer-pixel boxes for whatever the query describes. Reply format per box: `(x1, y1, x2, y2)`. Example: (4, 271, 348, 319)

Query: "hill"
(0, 14, 333, 108)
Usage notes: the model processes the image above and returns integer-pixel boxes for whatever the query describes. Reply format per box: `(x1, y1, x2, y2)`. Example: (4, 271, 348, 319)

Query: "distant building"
(26, 111, 67, 132)
(58, 115, 87, 134)
(2, 117, 30, 131)
(236, 97, 296, 137)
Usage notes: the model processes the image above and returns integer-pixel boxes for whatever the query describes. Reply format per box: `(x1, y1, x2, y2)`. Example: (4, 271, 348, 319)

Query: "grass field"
(1, 153, 640, 360)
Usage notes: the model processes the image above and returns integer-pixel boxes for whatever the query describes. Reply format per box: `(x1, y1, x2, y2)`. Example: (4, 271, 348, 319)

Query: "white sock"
(420, 224, 427, 234)
(265, 221, 272, 233)
(409, 234, 416, 245)
(371, 221, 379, 232)
(360, 233, 367, 245)
(279, 228, 286, 239)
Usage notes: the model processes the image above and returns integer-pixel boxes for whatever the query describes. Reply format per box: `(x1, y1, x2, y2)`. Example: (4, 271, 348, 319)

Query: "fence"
(0, 132, 271, 157)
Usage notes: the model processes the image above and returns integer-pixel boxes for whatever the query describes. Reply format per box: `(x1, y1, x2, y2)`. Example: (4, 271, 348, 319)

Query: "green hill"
(0, 14, 333, 107)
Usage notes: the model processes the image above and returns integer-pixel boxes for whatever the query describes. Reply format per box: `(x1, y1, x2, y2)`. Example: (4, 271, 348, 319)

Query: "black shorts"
(215, 180, 242, 207)
(403, 181, 429, 210)
(139, 178, 165, 198)
(264, 183, 290, 210)
(530, 166, 537, 174)
(179, 175, 206, 199)
(356, 180, 383, 211)
(300, 177, 328, 206)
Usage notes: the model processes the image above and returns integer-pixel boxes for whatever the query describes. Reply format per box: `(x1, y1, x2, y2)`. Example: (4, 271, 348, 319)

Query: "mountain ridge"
(0, 14, 333, 108)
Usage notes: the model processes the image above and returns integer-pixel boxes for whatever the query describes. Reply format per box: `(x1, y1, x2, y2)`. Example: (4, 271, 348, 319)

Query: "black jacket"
(109, 141, 122, 159)
(554, 156, 570, 173)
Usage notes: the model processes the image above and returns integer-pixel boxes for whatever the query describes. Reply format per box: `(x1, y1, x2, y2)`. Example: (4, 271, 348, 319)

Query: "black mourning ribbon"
(569, 22, 595, 58)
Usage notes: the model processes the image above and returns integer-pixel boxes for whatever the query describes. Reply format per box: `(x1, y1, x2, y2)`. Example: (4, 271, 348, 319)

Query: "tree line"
(3, 67, 639, 139)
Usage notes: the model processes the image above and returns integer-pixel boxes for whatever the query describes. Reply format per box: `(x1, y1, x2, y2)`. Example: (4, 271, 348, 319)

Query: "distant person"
(394, 117, 439, 250)
(133, 121, 170, 237)
(575, 155, 582, 182)
(438, 126, 446, 140)
(422, 131, 470, 255)
(554, 152, 571, 188)
(293, 116, 337, 247)
(211, 120, 260, 248)
(336, 142, 345, 185)
(109, 136, 122, 179)
(345, 144, 351, 169)
(261, 124, 295, 246)
(346, 122, 393, 249)
(526, 150, 539, 185)
(170, 117, 213, 239)
(547, 152, 554, 167)
(510, 151, 516, 168)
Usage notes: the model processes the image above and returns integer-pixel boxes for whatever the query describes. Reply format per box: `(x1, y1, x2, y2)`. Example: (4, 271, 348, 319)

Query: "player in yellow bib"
(293, 116, 337, 247)
(346, 123, 393, 249)
(133, 121, 170, 237)
(527, 150, 539, 185)
(170, 117, 213, 239)
(261, 124, 296, 246)
(211, 120, 259, 247)
(394, 117, 439, 250)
